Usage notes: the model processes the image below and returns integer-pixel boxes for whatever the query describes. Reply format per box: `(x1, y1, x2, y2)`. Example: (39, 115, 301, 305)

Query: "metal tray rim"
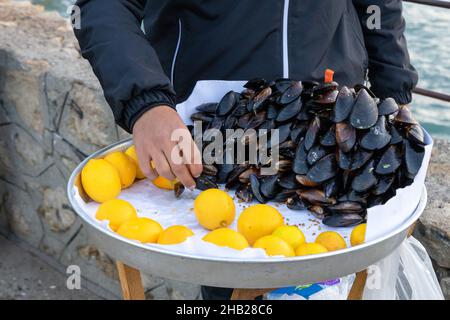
(67, 138, 425, 264)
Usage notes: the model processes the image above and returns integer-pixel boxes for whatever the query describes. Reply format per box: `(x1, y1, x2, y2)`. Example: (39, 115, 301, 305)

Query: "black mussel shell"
(290, 124, 307, 143)
(260, 175, 281, 199)
(324, 179, 339, 198)
(279, 140, 296, 159)
(273, 78, 293, 93)
(277, 173, 299, 189)
(296, 174, 320, 187)
(195, 174, 218, 190)
(273, 189, 297, 203)
(298, 189, 336, 206)
(378, 98, 399, 116)
(249, 174, 267, 203)
(279, 81, 303, 104)
(352, 160, 377, 192)
(322, 213, 365, 227)
(332, 86, 354, 122)
(350, 149, 373, 171)
(338, 191, 368, 206)
(405, 140, 424, 178)
(191, 112, 214, 123)
(216, 91, 238, 116)
(307, 145, 328, 166)
(327, 201, 364, 215)
(337, 148, 352, 170)
(373, 175, 395, 196)
(223, 114, 237, 129)
(375, 145, 401, 175)
(296, 108, 310, 121)
(237, 113, 252, 128)
(320, 125, 336, 147)
(235, 184, 253, 202)
(390, 125, 403, 144)
(394, 105, 417, 125)
(293, 141, 310, 175)
(277, 98, 302, 122)
(336, 122, 356, 153)
(360, 116, 391, 150)
(309, 206, 326, 219)
(202, 164, 218, 176)
(245, 111, 267, 130)
(216, 163, 234, 183)
(196, 102, 218, 114)
(266, 104, 279, 120)
(238, 167, 259, 184)
(304, 116, 321, 150)
(312, 81, 338, 96)
(313, 89, 338, 105)
(286, 196, 308, 211)
(350, 88, 378, 129)
(307, 153, 337, 184)
(244, 78, 267, 91)
(406, 124, 425, 146)
(225, 163, 250, 189)
(174, 182, 185, 198)
(247, 87, 272, 112)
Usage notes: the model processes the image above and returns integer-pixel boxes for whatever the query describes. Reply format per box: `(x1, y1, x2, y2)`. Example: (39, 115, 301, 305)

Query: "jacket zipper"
(282, 0, 290, 78)
(171, 18, 182, 85)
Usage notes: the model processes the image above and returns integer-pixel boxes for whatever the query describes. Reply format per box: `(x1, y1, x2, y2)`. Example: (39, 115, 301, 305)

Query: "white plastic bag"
(363, 236, 444, 300)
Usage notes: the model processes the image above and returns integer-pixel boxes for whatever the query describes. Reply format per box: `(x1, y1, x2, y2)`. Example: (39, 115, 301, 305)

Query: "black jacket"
(74, 0, 418, 133)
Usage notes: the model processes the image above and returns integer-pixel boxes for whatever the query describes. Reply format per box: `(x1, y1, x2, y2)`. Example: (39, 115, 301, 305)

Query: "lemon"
(125, 145, 145, 179)
(238, 204, 284, 245)
(152, 176, 178, 190)
(117, 217, 163, 243)
(157, 225, 194, 245)
(350, 223, 366, 246)
(104, 152, 137, 188)
(95, 199, 137, 231)
(315, 231, 347, 252)
(272, 225, 306, 249)
(203, 228, 249, 250)
(194, 189, 235, 230)
(253, 235, 295, 257)
(81, 159, 121, 203)
(296, 243, 328, 256)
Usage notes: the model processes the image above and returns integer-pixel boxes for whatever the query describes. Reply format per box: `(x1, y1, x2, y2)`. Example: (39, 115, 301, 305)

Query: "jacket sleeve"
(73, 0, 176, 132)
(353, 0, 418, 104)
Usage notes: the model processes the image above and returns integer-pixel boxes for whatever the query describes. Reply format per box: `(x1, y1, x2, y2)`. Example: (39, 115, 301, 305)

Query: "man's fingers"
(164, 144, 196, 189)
(152, 151, 176, 181)
(180, 139, 203, 178)
(134, 142, 157, 180)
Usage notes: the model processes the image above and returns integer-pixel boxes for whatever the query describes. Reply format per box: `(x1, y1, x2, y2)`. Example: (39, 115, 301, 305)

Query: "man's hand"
(133, 106, 203, 189)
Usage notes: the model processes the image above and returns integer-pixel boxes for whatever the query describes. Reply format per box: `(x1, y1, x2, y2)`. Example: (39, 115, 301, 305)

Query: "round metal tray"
(67, 138, 427, 288)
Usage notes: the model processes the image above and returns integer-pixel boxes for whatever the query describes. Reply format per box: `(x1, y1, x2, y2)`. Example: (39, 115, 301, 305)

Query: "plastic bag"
(266, 275, 355, 300)
(364, 236, 444, 300)
(266, 237, 444, 300)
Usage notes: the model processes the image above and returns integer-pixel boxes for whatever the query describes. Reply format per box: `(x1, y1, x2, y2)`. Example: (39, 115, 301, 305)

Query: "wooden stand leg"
(347, 270, 368, 300)
(116, 261, 145, 300)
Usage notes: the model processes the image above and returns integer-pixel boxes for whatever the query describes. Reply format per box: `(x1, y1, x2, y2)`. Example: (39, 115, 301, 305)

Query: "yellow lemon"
(203, 228, 249, 250)
(253, 235, 295, 257)
(157, 225, 194, 245)
(152, 176, 178, 190)
(117, 217, 163, 243)
(350, 223, 366, 246)
(125, 145, 145, 179)
(296, 243, 328, 256)
(238, 204, 284, 245)
(104, 152, 137, 188)
(315, 231, 347, 252)
(95, 199, 137, 231)
(272, 225, 306, 250)
(194, 189, 235, 230)
(81, 159, 121, 203)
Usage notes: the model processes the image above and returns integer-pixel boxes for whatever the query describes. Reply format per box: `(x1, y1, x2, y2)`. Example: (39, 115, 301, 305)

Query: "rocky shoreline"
(0, 0, 448, 299)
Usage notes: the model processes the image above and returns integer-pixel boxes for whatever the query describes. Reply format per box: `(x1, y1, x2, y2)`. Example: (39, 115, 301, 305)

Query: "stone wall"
(0, 0, 447, 299)
(0, 0, 199, 299)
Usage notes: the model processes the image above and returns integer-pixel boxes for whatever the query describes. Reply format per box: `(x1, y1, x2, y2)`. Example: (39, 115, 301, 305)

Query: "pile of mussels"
(176, 79, 426, 227)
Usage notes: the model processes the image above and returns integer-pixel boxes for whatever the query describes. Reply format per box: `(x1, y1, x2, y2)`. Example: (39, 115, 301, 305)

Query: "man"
(74, 0, 417, 299)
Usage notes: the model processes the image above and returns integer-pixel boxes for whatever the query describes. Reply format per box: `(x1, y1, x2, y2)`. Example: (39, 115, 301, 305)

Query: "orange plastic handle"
(324, 69, 335, 83)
